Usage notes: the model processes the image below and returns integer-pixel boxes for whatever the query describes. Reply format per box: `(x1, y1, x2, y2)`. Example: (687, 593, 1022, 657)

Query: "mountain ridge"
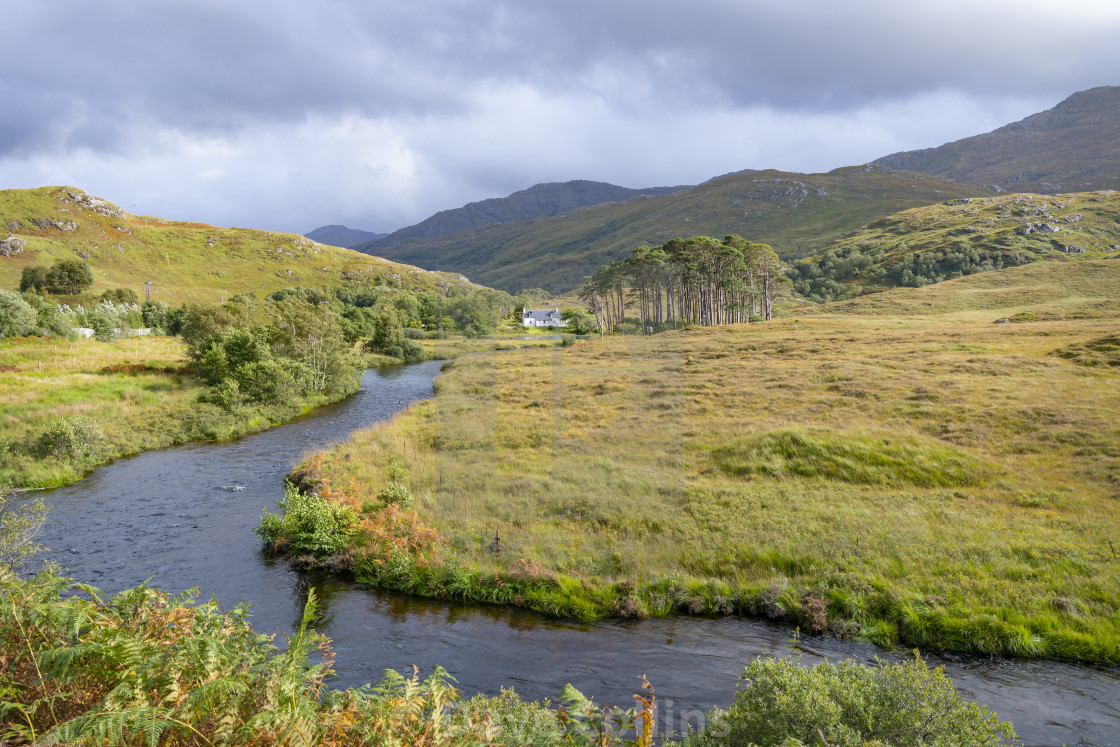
(355, 167, 987, 293)
(873, 85, 1120, 193)
(358, 179, 692, 253)
(304, 225, 387, 248)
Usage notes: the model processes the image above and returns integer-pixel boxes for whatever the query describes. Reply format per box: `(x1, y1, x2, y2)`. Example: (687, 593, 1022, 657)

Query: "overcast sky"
(3, 0, 1118, 235)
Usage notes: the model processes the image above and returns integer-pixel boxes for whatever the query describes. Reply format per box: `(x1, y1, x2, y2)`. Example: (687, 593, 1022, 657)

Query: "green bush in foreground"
(679, 654, 1016, 747)
(255, 481, 358, 556)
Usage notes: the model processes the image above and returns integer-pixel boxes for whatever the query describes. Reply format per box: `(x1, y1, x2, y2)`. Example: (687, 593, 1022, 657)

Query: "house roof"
(523, 308, 562, 321)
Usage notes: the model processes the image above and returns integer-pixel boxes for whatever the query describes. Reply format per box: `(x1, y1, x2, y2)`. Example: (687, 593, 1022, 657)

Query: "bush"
(141, 300, 171, 333)
(100, 288, 139, 304)
(33, 417, 104, 461)
(256, 482, 358, 556)
(35, 304, 72, 337)
(0, 290, 36, 340)
(679, 655, 1016, 747)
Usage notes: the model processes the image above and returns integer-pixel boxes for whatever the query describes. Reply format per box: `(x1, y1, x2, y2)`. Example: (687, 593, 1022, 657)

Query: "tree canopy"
(580, 235, 787, 334)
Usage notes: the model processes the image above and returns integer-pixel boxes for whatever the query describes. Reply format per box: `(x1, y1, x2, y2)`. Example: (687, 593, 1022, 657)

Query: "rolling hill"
(787, 190, 1120, 301)
(0, 187, 472, 304)
(358, 167, 985, 293)
(873, 85, 1120, 193)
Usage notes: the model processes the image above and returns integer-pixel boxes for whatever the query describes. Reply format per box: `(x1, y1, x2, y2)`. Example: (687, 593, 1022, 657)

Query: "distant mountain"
(0, 187, 471, 304)
(357, 167, 985, 293)
(358, 179, 692, 252)
(874, 86, 1120, 193)
(304, 225, 387, 248)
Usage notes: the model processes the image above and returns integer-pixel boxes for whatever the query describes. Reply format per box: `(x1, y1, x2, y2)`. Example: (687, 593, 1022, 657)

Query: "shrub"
(679, 655, 1016, 747)
(33, 417, 104, 461)
(100, 288, 139, 304)
(35, 304, 72, 337)
(0, 290, 36, 340)
(140, 299, 171, 333)
(256, 482, 358, 556)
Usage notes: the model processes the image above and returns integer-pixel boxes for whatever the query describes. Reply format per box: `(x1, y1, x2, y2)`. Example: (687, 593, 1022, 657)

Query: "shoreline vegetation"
(0, 567, 1017, 745)
(273, 260, 1120, 667)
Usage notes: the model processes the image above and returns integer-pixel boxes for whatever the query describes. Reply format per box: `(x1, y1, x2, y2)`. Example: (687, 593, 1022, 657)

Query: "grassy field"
(295, 260, 1120, 665)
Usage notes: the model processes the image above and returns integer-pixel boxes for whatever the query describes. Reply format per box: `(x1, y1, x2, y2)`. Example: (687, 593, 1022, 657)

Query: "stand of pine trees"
(580, 235, 785, 335)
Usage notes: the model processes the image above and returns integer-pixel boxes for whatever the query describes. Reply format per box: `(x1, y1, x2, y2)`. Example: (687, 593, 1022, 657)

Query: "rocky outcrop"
(0, 235, 26, 257)
(56, 188, 128, 219)
(30, 217, 78, 232)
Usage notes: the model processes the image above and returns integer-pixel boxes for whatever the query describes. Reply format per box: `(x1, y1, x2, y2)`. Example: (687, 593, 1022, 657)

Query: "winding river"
(36, 361, 1120, 746)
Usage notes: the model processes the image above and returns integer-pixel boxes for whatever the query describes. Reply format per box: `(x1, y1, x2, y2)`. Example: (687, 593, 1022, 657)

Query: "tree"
(0, 290, 36, 339)
(0, 486, 49, 572)
(561, 308, 597, 335)
(271, 298, 359, 395)
(19, 266, 49, 293)
(45, 260, 94, 294)
(100, 288, 139, 304)
(368, 304, 405, 354)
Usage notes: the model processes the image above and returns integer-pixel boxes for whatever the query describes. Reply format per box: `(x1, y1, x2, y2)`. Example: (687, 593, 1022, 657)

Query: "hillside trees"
(580, 235, 786, 333)
(18, 259, 94, 295)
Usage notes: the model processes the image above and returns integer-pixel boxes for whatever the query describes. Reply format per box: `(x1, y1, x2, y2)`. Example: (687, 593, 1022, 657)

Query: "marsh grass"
(0, 335, 353, 488)
(297, 261, 1120, 664)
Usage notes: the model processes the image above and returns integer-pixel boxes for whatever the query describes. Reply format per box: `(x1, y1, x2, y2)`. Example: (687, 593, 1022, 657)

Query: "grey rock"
(0, 235, 26, 257)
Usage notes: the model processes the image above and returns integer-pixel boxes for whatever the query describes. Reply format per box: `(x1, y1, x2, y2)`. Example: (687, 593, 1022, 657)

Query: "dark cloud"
(2, 0, 1118, 233)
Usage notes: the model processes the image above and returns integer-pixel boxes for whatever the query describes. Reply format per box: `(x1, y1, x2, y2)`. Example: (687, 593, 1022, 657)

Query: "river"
(36, 361, 1120, 746)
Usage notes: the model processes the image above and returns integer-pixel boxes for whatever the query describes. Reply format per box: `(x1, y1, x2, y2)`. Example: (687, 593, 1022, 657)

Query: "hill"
(873, 86, 1120, 193)
(359, 167, 985, 293)
(0, 187, 472, 304)
(304, 224, 387, 248)
(359, 179, 692, 253)
(788, 190, 1120, 301)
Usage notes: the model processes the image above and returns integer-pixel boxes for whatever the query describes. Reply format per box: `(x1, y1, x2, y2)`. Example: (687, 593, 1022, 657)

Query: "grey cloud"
(1, 0, 1118, 233)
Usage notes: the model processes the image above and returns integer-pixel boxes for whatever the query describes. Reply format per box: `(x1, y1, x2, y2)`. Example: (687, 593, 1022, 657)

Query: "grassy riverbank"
(294, 261, 1120, 665)
(0, 331, 562, 489)
(0, 335, 363, 489)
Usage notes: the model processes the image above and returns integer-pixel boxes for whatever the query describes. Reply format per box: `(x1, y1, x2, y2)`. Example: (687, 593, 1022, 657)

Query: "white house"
(522, 308, 567, 327)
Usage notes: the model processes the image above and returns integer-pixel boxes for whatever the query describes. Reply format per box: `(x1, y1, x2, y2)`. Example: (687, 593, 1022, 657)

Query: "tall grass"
(296, 262, 1120, 665)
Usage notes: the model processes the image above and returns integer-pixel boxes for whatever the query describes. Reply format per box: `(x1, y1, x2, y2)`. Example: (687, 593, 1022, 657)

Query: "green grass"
(711, 429, 993, 487)
(0, 186, 472, 305)
(295, 260, 1120, 665)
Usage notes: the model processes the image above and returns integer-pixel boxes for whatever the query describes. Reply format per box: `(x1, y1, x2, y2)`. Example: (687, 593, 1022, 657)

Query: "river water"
(35, 361, 1120, 746)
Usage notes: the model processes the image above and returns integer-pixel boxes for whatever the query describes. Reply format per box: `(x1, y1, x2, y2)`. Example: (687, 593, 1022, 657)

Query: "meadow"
(295, 260, 1120, 665)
